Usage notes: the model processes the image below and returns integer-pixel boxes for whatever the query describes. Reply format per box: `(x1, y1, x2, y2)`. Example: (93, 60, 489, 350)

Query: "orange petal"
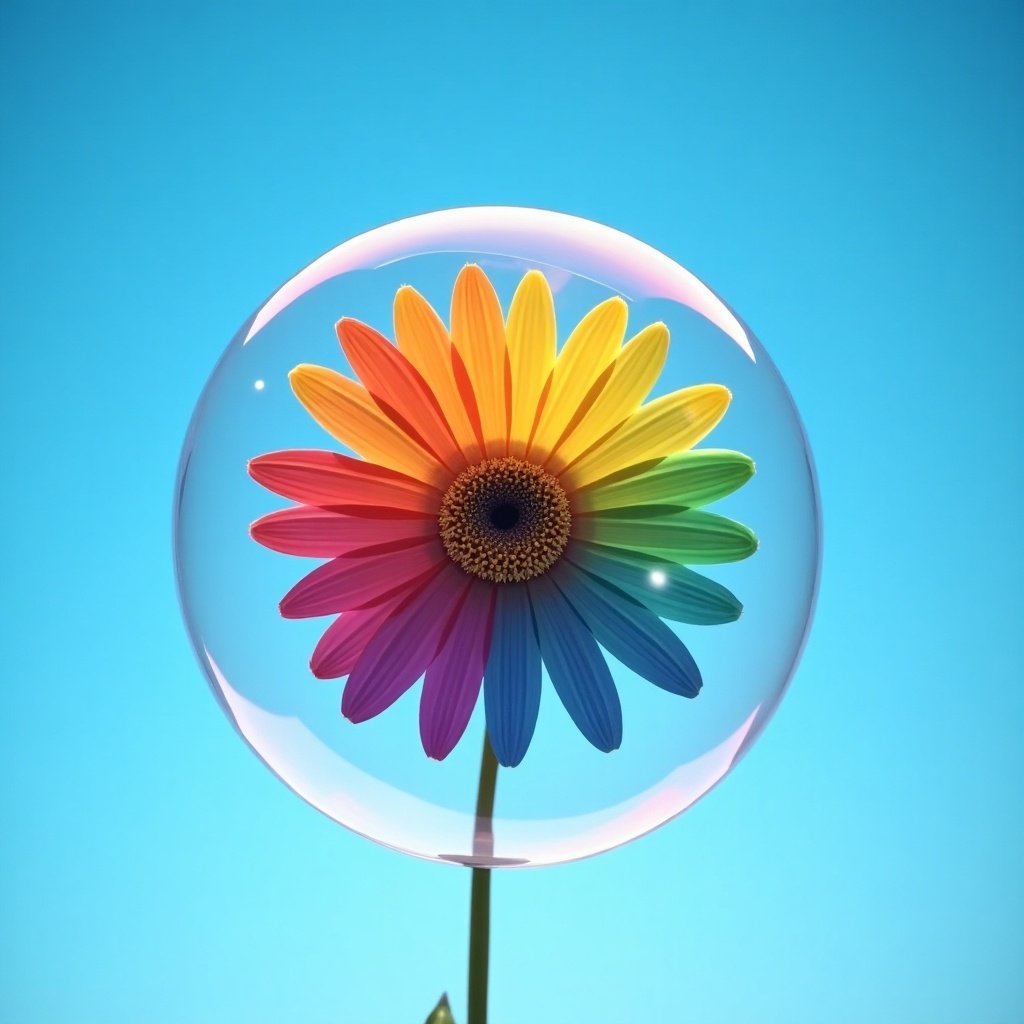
(336, 318, 464, 474)
(289, 364, 448, 486)
(393, 286, 484, 463)
(450, 264, 508, 457)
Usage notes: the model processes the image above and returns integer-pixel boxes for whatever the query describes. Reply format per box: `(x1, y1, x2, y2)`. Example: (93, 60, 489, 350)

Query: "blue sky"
(1, 2, 1022, 1021)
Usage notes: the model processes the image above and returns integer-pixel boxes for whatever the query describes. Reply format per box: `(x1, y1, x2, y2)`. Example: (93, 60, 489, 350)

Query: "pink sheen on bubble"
(208, 649, 761, 868)
(244, 207, 756, 361)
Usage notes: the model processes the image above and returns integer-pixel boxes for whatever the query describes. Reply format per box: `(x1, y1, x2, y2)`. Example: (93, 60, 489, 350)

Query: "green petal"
(576, 507, 758, 564)
(576, 449, 754, 512)
(569, 542, 743, 624)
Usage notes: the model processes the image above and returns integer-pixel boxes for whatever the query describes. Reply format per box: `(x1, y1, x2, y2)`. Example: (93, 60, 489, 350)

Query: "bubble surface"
(174, 208, 820, 867)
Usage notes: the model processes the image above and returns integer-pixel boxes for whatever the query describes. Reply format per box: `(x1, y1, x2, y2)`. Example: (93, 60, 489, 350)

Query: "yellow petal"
(528, 296, 628, 462)
(289, 364, 446, 486)
(450, 264, 508, 457)
(505, 270, 556, 458)
(563, 384, 732, 491)
(549, 322, 668, 472)
(393, 285, 483, 464)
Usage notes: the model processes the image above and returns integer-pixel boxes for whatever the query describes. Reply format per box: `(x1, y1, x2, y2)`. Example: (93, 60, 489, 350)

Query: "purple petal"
(341, 565, 470, 723)
(419, 582, 495, 760)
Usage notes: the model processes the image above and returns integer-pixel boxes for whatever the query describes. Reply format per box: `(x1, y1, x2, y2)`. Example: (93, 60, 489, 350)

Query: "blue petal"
(483, 584, 541, 767)
(527, 576, 622, 753)
(552, 561, 701, 697)
(569, 542, 742, 625)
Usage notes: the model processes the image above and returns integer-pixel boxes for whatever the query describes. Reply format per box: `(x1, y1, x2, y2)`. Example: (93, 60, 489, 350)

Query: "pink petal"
(251, 505, 435, 557)
(419, 581, 495, 760)
(310, 591, 411, 679)
(248, 449, 441, 512)
(279, 537, 445, 618)
(341, 564, 471, 723)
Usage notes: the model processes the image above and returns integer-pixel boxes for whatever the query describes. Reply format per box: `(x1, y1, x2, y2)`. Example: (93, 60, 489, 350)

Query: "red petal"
(248, 449, 440, 512)
(251, 505, 434, 557)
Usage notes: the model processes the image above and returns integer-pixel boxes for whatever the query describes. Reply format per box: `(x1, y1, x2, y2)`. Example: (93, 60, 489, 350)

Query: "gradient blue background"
(2, 2, 1021, 1021)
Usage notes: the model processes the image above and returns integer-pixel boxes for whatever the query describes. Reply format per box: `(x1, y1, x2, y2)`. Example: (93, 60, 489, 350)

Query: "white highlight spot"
(254, 379, 265, 391)
(649, 570, 668, 588)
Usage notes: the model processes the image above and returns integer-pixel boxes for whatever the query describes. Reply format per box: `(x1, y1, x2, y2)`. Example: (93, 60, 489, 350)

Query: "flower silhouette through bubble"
(248, 266, 757, 765)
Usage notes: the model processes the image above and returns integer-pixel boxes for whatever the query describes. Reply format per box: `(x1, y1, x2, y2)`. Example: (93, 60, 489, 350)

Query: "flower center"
(439, 457, 571, 584)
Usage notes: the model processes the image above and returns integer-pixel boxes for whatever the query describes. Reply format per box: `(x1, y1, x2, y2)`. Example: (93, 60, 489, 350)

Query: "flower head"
(249, 266, 757, 765)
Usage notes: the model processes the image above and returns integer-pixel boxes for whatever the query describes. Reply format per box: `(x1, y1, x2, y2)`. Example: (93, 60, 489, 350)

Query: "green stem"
(467, 734, 499, 1024)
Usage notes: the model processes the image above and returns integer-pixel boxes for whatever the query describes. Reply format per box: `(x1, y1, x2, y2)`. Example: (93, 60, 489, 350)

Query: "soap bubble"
(174, 208, 820, 867)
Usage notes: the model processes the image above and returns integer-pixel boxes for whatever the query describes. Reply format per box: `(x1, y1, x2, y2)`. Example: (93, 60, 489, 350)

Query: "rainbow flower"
(248, 267, 757, 766)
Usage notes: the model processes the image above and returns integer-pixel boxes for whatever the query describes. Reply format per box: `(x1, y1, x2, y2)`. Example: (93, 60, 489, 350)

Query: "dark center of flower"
(439, 457, 571, 584)
(489, 502, 520, 530)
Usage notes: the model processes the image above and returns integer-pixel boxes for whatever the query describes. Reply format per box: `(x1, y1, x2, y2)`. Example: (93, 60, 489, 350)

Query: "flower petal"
(393, 286, 484, 463)
(575, 508, 758, 564)
(336, 318, 465, 474)
(551, 562, 700, 697)
(528, 296, 628, 462)
(250, 505, 434, 557)
(450, 265, 507, 457)
(419, 582, 495, 760)
(310, 595, 410, 679)
(568, 542, 743, 625)
(483, 584, 542, 767)
(527, 575, 622, 753)
(505, 270, 555, 458)
(279, 538, 445, 618)
(289, 364, 446, 485)
(549, 322, 668, 471)
(247, 449, 440, 512)
(563, 385, 732, 490)
(342, 565, 470, 723)
(577, 449, 755, 512)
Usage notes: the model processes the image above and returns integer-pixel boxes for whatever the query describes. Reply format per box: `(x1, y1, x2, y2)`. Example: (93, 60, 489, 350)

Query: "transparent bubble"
(174, 208, 820, 867)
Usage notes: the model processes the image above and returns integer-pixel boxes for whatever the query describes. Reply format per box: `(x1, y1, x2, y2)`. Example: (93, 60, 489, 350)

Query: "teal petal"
(568, 542, 743, 625)
(552, 561, 701, 697)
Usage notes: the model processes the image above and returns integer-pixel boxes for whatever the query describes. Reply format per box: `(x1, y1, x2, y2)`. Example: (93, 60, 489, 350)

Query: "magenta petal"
(419, 582, 495, 760)
(310, 595, 409, 679)
(279, 537, 444, 618)
(341, 565, 471, 724)
(251, 505, 434, 557)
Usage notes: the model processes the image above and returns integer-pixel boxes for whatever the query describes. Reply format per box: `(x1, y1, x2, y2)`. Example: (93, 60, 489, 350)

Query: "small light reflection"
(254, 379, 266, 391)
(649, 570, 667, 588)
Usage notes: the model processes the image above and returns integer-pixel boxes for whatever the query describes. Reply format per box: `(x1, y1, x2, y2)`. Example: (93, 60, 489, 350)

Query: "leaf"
(424, 992, 455, 1024)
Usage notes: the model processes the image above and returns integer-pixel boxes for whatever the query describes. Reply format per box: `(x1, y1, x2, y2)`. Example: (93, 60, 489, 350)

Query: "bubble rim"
(172, 206, 823, 868)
